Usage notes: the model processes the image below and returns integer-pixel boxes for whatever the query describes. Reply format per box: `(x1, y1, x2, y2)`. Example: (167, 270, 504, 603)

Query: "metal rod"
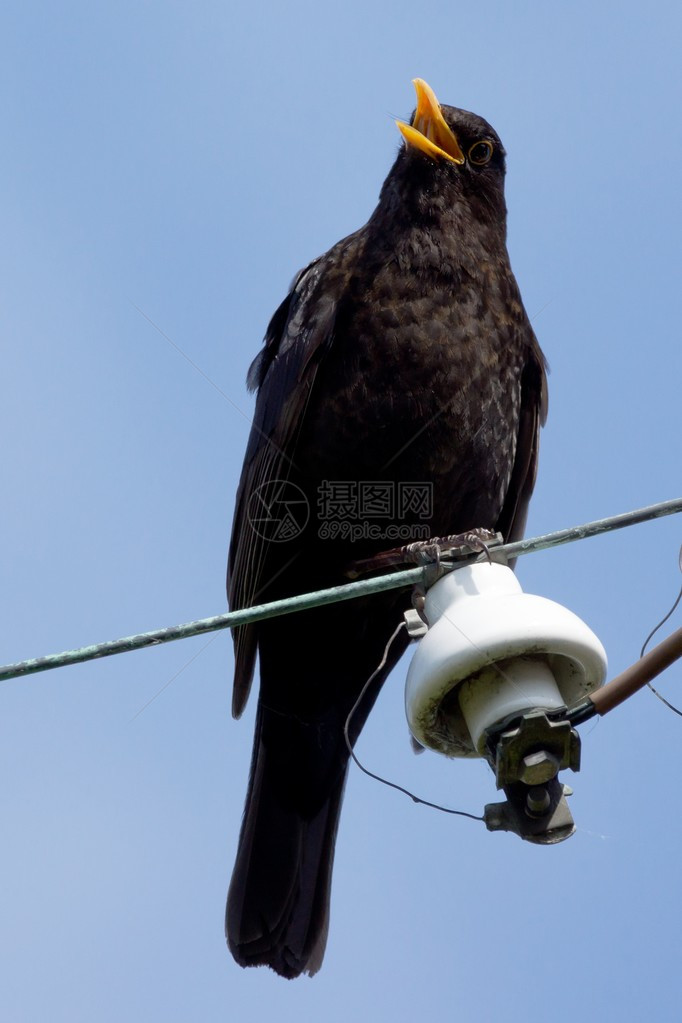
(1, 497, 681, 684)
(587, 627, 682, 717)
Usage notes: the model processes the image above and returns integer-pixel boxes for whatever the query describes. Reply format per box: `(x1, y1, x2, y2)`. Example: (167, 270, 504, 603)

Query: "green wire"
(1, 497, 680, 684)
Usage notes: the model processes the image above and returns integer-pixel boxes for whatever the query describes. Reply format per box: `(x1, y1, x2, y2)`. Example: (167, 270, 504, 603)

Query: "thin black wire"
(343, 619, 484, 823)
(641, 544, 682, 717)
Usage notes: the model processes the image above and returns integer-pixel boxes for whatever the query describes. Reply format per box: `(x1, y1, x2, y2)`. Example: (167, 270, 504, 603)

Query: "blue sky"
(2, 2, 681, 1020)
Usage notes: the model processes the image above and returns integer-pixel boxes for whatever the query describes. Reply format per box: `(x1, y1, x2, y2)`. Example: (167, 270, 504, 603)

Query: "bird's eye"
(468, 140, 494, 166)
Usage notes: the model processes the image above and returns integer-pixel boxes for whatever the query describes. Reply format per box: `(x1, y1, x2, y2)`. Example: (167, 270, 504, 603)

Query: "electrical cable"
(641, 544, 682, 717)
(1, 497, 681, 685)
(342, 620, 484, 822)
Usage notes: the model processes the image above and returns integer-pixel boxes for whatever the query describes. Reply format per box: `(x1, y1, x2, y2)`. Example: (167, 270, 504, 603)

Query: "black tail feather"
(226, 703, 349, 978)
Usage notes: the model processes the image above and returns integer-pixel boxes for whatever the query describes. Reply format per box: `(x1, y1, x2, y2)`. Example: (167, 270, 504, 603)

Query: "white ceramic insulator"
(458, 657, 564, 754)
(404, 561, 607, 758)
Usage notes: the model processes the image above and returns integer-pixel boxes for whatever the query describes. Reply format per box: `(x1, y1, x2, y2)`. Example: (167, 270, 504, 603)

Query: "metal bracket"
(481, 709, 582, 844)
(490, 709, 581, 790)
(404, 608, 428, 639)
(484, 779, 576, 844)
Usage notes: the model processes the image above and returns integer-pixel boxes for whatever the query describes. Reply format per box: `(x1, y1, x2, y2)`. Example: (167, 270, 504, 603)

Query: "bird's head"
(384, 79, 508, 228)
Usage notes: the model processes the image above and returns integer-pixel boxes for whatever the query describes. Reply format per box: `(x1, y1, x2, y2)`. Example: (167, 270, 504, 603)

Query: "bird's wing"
(496, 339, 548, 545)
(227, 247, 352, 718)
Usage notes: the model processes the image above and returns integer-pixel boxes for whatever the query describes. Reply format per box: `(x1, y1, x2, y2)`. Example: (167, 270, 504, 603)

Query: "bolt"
(526, 786, 551, 816)
(520, 749, 560, 785)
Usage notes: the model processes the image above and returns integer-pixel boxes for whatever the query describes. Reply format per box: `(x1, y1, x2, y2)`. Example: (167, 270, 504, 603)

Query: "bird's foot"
(344, 528, 500, 578)
(402, 528, 499, 567)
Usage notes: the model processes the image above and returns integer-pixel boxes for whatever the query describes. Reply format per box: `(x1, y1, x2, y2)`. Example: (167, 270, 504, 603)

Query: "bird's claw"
(344, 528, 500, 579)
(401, 528, 498, 566)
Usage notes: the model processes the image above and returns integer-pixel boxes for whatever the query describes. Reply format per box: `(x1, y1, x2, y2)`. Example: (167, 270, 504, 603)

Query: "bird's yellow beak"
(396, 79, 465, 165)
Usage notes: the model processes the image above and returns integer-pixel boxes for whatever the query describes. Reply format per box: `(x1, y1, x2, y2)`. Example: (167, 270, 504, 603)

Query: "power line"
(1, 497, 680, 684)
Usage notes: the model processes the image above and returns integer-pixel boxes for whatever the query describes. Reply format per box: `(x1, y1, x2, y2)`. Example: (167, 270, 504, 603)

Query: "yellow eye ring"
(468, 140, 494, 166)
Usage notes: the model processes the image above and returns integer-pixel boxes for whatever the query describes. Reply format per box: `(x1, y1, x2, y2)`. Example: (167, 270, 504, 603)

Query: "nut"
(520, 749, 560, 785)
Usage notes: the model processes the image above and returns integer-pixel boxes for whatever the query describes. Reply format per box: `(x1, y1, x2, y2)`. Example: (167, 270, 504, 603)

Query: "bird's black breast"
(290, 240, 530, 535)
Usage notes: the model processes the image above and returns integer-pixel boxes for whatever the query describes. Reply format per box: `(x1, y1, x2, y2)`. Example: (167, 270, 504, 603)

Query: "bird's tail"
(226, 701, 349, 979)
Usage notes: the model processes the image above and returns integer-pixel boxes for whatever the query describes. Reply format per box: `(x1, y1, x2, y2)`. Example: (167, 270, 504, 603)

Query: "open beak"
(396, 79, 464, 165)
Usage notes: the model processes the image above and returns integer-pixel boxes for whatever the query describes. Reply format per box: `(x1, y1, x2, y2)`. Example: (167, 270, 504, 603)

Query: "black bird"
(226, 79, 547, 978)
